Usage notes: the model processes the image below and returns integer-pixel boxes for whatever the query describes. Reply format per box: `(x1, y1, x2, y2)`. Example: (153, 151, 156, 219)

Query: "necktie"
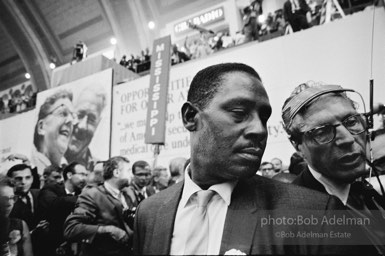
(22, 193, 32, 213)
(184, 190, 215, 255)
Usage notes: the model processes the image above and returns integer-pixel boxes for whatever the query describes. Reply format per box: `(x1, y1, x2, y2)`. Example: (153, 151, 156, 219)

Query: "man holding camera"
(64, 156, 135, 256)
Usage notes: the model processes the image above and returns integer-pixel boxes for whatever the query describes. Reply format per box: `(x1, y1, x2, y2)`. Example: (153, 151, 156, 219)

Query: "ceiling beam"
(0, 0, 51, 91)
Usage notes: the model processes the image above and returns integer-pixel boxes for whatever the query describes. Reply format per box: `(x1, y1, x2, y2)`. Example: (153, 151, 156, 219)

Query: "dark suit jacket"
(37, 183, 77, 254)
(10, 188, 39, 229)
(293, 167, 383, 254)
(64, 184, 134, 256)
(134, 175, 366, 255)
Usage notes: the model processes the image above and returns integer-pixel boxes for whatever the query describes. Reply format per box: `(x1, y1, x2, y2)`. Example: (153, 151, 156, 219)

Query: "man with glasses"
(259, 161, 276, 178)
(127, 160, 155, 206)
(31, 90, 77, 175)
(37, 161, 88, 255)
(65, 86, 107, 170)
(282, 83, 385, 253)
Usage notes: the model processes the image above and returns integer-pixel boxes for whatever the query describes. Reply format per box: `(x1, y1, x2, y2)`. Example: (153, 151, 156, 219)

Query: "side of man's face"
(133, 166, 152, 189)
(0, 186, 15, 217)
(38, 97, 75, 164)
(154, 169, 170, 189)
(294, 96, 367, 184)
(67, 93, 103, 157)
(261, 163, 275, 178)
(116, 161, 130, 190)
(12, 168, 33, 194)
(191, 72, 271, 184)
(68, 164, 88, 191)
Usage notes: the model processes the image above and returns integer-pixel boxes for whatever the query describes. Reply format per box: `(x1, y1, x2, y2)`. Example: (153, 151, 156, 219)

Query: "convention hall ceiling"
(0, 0, 223, 92)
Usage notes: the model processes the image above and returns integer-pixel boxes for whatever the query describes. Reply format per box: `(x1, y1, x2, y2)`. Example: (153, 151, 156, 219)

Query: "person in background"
(168, 157, 187, 186)
(242, 0, 263, 43)
(0, 176, 33, 256)
(41, 164, 63, 188)
(271, 157, 283, 174)
(64, 156, 134, 256)
(151, 166, 170, 193)
(259, 161, 276, 178)
(37, 162, 88, 256)
(126, 160, 155, 206)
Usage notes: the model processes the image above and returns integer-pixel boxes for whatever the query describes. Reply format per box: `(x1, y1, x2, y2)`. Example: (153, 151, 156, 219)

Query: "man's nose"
(245, 114, 268, 138)
(334, 125, 355, 146)
(77, 116, 88, 129)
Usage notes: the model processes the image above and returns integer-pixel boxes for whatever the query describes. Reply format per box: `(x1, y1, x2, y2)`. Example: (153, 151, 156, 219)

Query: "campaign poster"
(30, 68, 112, 174)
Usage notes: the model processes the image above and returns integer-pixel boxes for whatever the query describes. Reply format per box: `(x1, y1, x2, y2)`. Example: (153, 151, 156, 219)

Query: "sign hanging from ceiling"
(174, 6, 225, 36)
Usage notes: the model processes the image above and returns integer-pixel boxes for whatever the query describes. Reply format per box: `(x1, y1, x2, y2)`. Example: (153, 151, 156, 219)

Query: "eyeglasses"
(300, 114, 366, 145)
(43, 104, 77, 121)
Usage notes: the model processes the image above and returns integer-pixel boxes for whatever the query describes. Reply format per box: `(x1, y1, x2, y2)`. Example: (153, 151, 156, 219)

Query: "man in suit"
(7, 164, 40, 230)
(283, 0, 311, 32)
(133, 63, 362, 255)
(64, 156, 135, 256)
(37, 161, 88, 256)
(281, 82, 385, 253)
(126, 160, 155, 206)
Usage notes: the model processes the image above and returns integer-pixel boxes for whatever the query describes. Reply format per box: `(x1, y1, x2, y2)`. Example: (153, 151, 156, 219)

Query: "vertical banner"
(145, 35, 172, 144)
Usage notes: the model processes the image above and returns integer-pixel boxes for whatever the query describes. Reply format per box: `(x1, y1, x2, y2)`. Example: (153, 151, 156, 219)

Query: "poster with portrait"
(30, 68, 112, 174)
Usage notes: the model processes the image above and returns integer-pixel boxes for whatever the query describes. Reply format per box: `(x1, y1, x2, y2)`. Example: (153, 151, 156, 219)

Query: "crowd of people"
(0, 85, 37, 119)
(0, 62, 384, 256)
(117, 0, 373, 75)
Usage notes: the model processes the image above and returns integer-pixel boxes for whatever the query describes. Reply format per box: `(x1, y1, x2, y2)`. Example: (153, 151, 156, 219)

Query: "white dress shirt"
(104, 181, 128, 209)
(170, 167, 237, 255)
(308, 166, 350, 205)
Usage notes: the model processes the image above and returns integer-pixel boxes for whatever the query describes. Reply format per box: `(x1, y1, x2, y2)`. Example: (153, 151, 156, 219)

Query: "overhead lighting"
(49, 62, 56, 69)
(110, 37, 117, 45)
(148, 21, 155, 30)
(25, 73, 31, 79)
(258, 14, 266, 24)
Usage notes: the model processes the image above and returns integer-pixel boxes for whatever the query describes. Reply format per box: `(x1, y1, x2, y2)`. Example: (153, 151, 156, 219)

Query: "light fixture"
(148, 21, 155, 30)
(258, 14, 266, 24)
(25, 73, 31, 79)
(49, 62, 56, 69)
(110, 37, 117, 45)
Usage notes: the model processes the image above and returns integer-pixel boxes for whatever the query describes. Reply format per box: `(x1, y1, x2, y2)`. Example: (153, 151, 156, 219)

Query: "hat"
(282, 84, 354, 129)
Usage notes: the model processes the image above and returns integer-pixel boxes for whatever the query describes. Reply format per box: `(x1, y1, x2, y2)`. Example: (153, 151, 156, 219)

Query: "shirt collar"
(65, 187, 74, 195)
(308, 165, 350, 205)
(180, 164, 237, 208)
(104, 181, 121, 199)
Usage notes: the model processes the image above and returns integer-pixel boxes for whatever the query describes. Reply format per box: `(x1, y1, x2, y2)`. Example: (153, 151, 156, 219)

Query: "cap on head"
(282, 83, 355, 135)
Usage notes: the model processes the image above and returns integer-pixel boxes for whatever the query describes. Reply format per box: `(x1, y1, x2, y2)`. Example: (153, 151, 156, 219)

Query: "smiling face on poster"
(30, 69, 112, 174)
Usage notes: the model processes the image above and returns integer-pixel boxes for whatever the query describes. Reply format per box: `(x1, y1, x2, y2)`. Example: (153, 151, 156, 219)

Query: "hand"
(98, 225, 129, 244)
(6, 153, 31, 165)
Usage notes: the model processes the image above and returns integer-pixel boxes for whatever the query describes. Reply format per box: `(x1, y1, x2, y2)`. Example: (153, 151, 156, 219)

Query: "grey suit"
(134, 175, 362, 255)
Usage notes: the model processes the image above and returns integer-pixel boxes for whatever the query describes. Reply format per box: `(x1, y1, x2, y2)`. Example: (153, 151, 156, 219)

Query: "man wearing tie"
(126, 160, 155, 206)
(133, 63, 360, 255)
(7, 164, 39, 230)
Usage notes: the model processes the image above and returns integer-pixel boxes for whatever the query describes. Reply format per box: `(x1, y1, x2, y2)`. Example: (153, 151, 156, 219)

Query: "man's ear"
(291, 140, 305, 159)
(181, 102, 199, 131)
(37, 119, 45, 135)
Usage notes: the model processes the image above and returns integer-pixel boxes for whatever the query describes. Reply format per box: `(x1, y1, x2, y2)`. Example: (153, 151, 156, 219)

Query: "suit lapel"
(150, 182, 184, 254)
(99, 186, 130, 233)
(219, 180, 258, 255)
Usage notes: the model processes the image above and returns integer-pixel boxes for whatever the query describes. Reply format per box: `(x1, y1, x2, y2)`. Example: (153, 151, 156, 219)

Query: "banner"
(112, 73, 191, 167)
(144, 35, 172, 144)
(0, 69, 113, 175)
